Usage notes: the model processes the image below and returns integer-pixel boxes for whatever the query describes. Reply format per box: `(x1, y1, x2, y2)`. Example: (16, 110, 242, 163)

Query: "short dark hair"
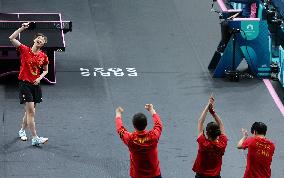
(132, 113, 147, 131)
(251, 122, 267, 135)
(33, 33, 47, 43)
(206, 122, 221, 140)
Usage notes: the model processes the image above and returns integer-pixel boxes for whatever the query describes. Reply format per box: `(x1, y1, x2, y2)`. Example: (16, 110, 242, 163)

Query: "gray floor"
(0, 0, 284, 177)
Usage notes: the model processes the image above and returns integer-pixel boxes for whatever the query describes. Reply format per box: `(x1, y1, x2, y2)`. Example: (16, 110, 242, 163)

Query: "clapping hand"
(241, 128, 248, 138)
(116, 107, 124, 114)
(208, 94, 215, 109)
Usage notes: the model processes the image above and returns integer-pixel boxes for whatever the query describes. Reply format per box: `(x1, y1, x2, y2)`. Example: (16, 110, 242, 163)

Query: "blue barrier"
(209, 18, 271, 78)
(210, 0, 284, 86)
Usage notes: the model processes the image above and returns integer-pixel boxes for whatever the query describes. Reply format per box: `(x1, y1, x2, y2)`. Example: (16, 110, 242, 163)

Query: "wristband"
(209, 107, 216, 115)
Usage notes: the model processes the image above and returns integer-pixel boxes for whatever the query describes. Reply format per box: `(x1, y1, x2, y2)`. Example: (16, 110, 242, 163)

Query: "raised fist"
(145, 104, 154, 111)
(21, 22, 30, 29)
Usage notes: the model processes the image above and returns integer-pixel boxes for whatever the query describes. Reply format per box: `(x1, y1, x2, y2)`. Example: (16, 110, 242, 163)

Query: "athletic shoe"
(18, 130, 28, 141)
(32, 136, 48, 146)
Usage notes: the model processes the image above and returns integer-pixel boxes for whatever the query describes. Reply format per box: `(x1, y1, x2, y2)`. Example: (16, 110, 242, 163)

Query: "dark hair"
(33, 33, 48, 43)
(251, 122, 267, 135)
(132, 113, 147, 131)
(206, 122, 221, 140)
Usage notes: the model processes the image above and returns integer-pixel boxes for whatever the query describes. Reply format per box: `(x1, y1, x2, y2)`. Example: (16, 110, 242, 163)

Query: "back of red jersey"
(128, 131, 160, 177)
(242, 137, 275, 178)
(192, 134, 228, 176)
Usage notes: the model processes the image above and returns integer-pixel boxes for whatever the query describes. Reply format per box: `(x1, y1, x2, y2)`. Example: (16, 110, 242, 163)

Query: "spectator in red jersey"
(115, 104, 162, 178)
(192, 95, 228, 178)
(9, 22, 49, 146)
(237, 122, 275, 178)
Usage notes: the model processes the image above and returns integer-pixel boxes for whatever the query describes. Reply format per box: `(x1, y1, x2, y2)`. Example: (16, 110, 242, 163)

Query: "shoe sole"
(19, 136, 28, 141)
(32, 139, 48, 146)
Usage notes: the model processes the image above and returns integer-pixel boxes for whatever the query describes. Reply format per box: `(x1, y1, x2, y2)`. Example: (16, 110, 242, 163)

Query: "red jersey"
(192, 134, 228, 176)
(17, 44, 49, 83)
(116, 113, 162, 178)
(242, 136, 275, 178)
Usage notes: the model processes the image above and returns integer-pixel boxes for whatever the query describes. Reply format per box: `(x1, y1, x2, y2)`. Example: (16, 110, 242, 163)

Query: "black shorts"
(19, 80, 42, 104)
(195, 173, 221, 178)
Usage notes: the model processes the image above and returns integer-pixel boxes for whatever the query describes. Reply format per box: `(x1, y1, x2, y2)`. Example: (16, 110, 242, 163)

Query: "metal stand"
(225, 29, 241, 82)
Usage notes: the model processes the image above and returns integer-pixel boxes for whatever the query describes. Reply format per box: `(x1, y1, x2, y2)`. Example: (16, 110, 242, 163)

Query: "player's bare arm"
(209, 96, 225, 135)
(197, 98, 211, 136)
(34, 65, 49, 85)
(237, 128, 248, 149)
(9, 22, 29, 48)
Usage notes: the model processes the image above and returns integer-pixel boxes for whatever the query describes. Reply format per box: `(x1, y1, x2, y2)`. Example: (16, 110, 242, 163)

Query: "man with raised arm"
(115, 104, 163, 178)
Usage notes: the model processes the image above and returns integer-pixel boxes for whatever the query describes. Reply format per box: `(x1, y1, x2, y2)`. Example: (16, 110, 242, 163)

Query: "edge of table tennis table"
(0, 12, 66, 48)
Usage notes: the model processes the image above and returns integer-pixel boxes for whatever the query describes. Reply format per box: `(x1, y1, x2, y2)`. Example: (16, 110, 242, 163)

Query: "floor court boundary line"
(263, 79, 284, 117)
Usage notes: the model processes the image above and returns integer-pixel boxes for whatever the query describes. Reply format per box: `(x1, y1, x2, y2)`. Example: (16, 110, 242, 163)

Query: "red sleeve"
(219, 134, 228, 145)
(43, 54, 49, 66)
(115, 116, 131, 146)
(271, 143, 276, 154)
(151, 113, 163, 140)
(197, 134, 206, 144)
(16, 44, 28, 53)
(242, 137, 254, 150)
